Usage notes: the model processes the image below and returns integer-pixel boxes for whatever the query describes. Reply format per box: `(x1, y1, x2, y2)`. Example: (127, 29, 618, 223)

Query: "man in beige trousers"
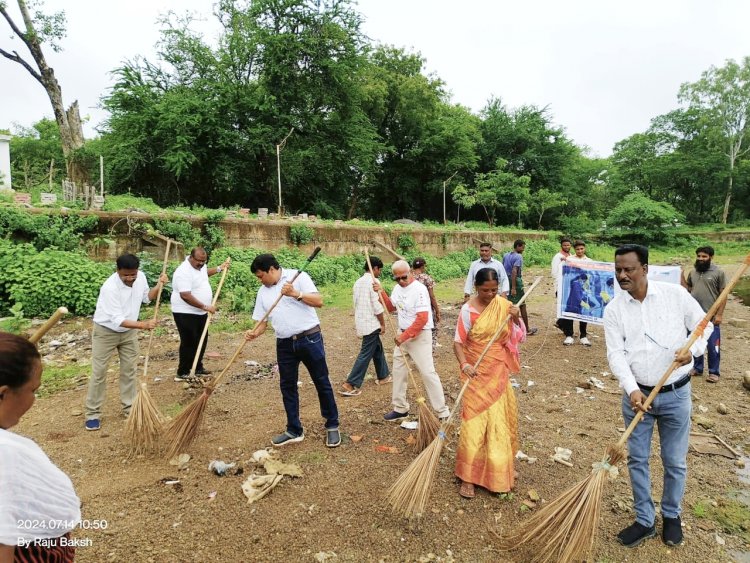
(84, 253, 167, 431)
(374, 260, 449, 422)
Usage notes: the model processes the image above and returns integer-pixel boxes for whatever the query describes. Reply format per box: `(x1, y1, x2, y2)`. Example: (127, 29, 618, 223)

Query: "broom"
(28, 307, 68, 344)
(495, 252, 750, 563)
(387, 277, 542, 518)
(183, 258, 231, 382)
(364, 249, 440, 452)
(164, 247, 322, 458)
(123, 239, 172, 456)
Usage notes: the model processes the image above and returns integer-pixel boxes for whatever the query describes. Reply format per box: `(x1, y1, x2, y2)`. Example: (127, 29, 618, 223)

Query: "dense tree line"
(4, 0, 750, 229)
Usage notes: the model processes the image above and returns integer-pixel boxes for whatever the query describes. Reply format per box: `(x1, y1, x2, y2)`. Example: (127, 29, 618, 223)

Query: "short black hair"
(191, 247, 207, 258)
(513, 239, 525, 249)
(0, 332, 41, 389)
(474, 267, 499, 286)
(365, 256, 384, 272)
(560, 237, 572, 245)
(479, 242, 492, 249)
(615, 244, 649, 265)
(250, 253, 281, 274)
(573, 239, 586, 248)
(116, 253, 140, 270)
(411, 257, 426, 269)
(696, 246, 715, 257)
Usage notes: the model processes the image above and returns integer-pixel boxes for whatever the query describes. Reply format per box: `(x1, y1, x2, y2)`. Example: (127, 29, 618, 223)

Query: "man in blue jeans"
(604, 244, 712, 549)
(245, 254, 340, 448)
(686, 246, 726, 384)
(340, 256, 390, 396)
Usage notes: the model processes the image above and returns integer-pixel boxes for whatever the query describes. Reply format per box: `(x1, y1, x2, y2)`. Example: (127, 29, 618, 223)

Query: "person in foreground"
(245, 254, 340, 448)
(452, 268, 526, 499)
(85, 253, 168, 431)
(0, 332, 81, 562)
(604, 244, 712, 548)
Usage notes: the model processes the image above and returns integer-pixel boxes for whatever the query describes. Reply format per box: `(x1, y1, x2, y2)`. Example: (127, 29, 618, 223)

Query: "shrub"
(397, 233, 416, 253)
(290, 224, 314, 245)
(605, 193, 684, 244)
(153, 219, 203, 249)
(0, 207, 99, 251)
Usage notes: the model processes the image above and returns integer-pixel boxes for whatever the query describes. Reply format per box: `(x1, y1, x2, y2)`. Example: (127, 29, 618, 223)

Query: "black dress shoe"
(662, 516, 683, 546)
(617, 521, 656, 547)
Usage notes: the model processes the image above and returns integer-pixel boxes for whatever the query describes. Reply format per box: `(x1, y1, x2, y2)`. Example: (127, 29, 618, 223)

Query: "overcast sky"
(1, 0, 748, 156)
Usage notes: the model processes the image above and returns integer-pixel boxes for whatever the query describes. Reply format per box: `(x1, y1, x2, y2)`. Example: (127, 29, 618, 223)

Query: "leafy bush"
(0, 208, 99, 251)
(397, 233, 416, 253)
(102, 194, 164, 213)
(153, 219, 203, 249)
(605, 194, 684, 243)
(290, 224, 315, 245)
(558, 213, 601, 237)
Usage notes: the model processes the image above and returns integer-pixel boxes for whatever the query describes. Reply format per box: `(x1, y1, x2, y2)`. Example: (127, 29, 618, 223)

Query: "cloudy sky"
(1, 0, 748, 156)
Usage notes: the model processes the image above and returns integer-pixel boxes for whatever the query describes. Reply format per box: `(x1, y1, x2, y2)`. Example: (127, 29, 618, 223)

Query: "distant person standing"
(464, 242, 509, 302)
(412, 257, 441, 348)
(171, 247, 230, 382)
(85, 254, 168, 431)
(551, 237, 577, 345)
(340, 256, 391, 396)
(502, 239, 538, 336)
(686, 246, 726, 383)
(562, 240, 593, 346)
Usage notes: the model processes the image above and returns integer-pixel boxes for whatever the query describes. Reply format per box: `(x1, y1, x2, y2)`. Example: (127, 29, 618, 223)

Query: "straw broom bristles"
(494, 253, 750, 562)
(387, 278, 542, 519)
(364, 248, 439, 451)
(124, 239, 171, 456)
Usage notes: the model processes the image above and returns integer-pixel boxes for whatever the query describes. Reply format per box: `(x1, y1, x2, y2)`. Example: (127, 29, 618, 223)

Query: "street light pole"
(442, 171, 458, 225)
(276, 128, 294, 216)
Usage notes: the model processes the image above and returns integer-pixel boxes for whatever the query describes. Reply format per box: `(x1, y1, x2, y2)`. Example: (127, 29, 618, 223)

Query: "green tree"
(679, 57, 750, 224)
(9, 118, 65, 189)
(529, 188, 566, 229)
(452, 158, 530, 227)
(605, 193, 684, 243)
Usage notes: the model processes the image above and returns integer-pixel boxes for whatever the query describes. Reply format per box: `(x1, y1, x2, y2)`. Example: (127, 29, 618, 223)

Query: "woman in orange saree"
(453, 267, 525, 499)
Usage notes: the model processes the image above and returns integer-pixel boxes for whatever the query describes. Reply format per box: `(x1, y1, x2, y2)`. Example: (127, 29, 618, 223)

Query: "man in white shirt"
(463, 242, 509, 302)
(376, 260, 449, 422)
(604, 244, 711, 549)
(245, 253, 340, 448)
(551, 237, 575, 344)
(84, 254, 168, 431)
(340, 256, 390, 396)
(171, 248, 230, 382)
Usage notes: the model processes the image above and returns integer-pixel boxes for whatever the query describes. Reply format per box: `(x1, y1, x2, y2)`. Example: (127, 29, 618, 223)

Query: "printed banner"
(557, 260, 682, 325)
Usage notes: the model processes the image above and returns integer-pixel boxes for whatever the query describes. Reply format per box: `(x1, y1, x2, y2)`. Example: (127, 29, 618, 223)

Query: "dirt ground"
(16, 268, 750, 562)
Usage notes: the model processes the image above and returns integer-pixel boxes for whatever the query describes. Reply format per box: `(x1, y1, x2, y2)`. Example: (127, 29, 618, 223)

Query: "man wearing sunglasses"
(374, 261, 450, 422)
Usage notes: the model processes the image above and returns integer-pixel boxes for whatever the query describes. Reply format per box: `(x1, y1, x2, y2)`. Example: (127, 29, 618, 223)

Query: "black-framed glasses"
(644, 332, 669, 350)
(392, 275, 409, 282)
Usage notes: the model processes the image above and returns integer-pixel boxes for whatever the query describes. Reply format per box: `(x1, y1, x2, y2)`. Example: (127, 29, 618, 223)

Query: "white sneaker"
(580, 337, 591, 346)
(563, 336, 574, 346)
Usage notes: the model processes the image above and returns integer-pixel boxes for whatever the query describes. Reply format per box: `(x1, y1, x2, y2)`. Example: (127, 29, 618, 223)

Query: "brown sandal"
(459, 482, 475, 499)
(705, 374, 720, 383)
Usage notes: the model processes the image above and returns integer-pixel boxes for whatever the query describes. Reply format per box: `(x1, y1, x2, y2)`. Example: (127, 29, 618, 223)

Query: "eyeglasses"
(644, 332, 669, 350)
(392, 275, 409, 282)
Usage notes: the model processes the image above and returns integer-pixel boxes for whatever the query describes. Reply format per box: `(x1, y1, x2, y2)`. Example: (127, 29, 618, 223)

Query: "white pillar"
(0, 134, 11, 190)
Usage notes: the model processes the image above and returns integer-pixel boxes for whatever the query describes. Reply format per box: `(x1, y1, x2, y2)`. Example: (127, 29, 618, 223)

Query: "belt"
(637, 374, 691, 394)
(291, 325, 321, 340)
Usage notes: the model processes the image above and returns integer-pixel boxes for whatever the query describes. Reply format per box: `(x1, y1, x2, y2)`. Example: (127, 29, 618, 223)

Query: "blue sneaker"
(383, 410, 408, 422)
(271, 431, 304, 446)
(85, 419, 100, 431)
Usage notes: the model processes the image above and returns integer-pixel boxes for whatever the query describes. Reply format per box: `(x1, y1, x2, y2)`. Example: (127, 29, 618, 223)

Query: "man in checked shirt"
(604, 244, 713, 550)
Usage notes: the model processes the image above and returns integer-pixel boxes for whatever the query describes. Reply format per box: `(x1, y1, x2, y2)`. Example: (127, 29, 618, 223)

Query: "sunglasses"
(392, 275, 409, 282)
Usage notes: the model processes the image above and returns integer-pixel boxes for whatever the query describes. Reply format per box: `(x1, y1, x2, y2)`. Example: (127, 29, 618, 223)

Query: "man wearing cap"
(245, 253, 340, 448)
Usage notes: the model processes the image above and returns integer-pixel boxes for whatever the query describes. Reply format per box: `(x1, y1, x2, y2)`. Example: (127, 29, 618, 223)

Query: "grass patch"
(212, 316, 255, 333)
(162, 402, 184, 418)
(295, 451, 327, 465)
(322, 284, 354, 309)
(693, 497, 750, 542)
(40, 364, 86, 397)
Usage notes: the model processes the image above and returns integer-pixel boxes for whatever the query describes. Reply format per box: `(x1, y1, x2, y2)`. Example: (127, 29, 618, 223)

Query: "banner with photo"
(556, 260, 682, 325)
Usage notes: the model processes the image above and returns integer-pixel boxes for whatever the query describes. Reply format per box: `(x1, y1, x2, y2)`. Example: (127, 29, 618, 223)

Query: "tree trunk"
(722, 173, 732, 225)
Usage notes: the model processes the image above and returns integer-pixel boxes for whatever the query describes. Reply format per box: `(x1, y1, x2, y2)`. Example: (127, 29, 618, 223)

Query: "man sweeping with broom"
(604, 244, 712, 548)
(374, 260, 450, 422)
(244, 253, 340, 448)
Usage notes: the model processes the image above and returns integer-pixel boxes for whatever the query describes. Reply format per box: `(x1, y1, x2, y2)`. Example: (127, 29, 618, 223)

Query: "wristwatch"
(216, 265, 222, 273)
(296, 292, 304, 302)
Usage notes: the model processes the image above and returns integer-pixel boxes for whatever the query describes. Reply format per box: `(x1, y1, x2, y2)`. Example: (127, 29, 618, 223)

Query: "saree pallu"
(455, 296, 522, 493)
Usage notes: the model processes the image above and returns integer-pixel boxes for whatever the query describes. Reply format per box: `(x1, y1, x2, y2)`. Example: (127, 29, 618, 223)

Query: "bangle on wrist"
(296, 292, 304, 302)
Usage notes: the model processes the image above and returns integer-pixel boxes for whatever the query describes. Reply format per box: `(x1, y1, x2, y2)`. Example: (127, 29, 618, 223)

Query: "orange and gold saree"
(454, 295, 525, 493)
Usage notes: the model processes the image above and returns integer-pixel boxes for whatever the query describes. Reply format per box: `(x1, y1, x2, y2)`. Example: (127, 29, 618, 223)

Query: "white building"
(0, 134, 11, 190)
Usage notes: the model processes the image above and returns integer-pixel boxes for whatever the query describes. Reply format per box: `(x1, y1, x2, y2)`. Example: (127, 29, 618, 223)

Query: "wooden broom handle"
(448, 277, 542, 422)
(188, 259, 231, 376)
(142, 239, 172, 379)
(206, 247, 322, 391)
(364, 249, 422, 390)
(28, 307, 68, 344)
(617, 252, 750, 447)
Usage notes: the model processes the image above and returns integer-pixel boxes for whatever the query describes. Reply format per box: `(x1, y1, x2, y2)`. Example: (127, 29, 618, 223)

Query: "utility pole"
(442, 171, 458, 225)
(276, 128, 294, 216)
